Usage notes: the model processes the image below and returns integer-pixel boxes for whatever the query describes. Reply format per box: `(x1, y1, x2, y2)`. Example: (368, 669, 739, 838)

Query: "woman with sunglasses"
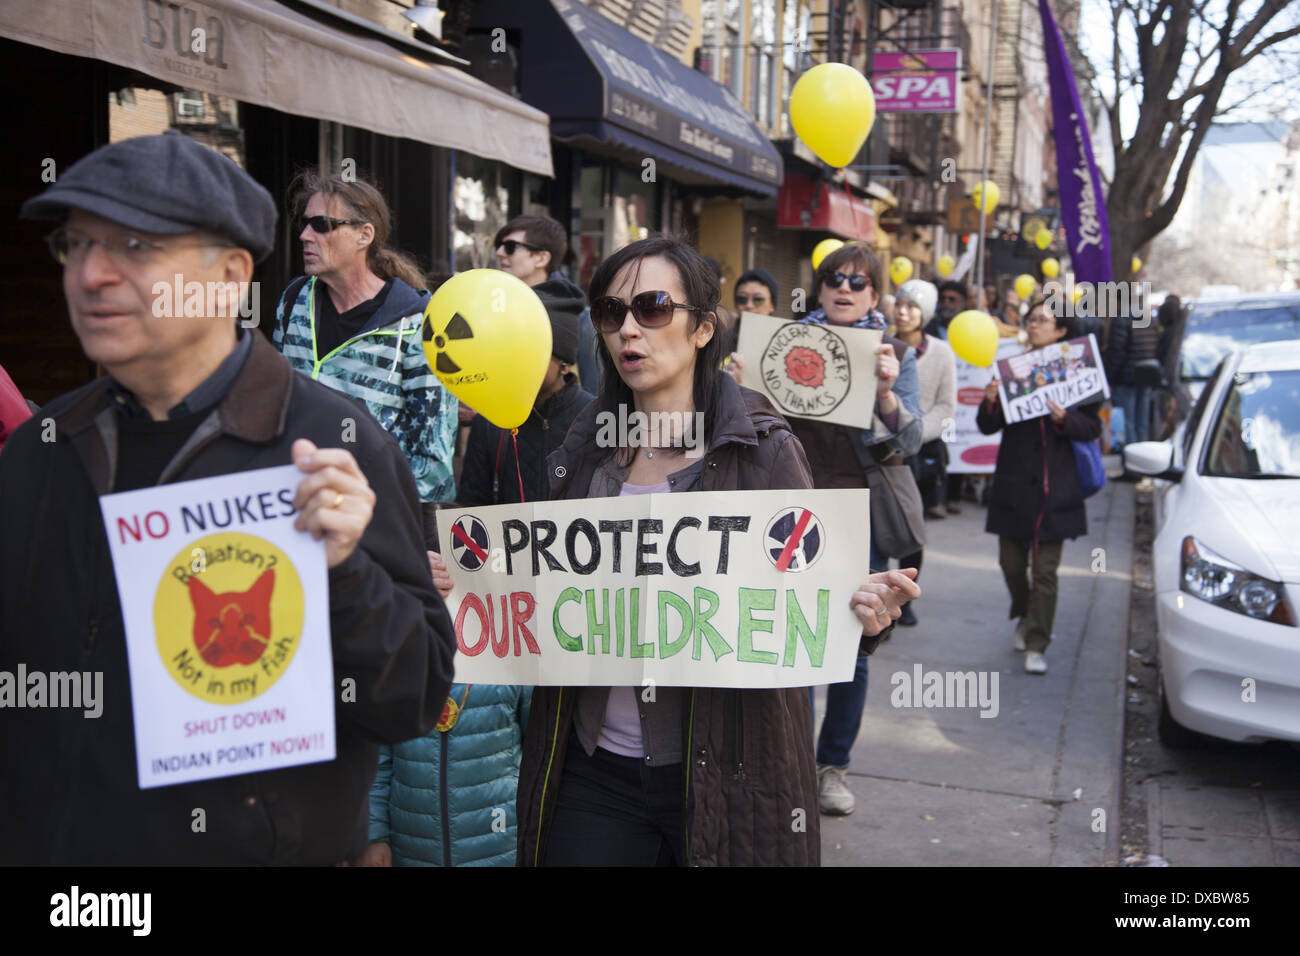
(785, 242, 926, 818)
(507, 235, 920, 867)
(977, 298, 1101, 675)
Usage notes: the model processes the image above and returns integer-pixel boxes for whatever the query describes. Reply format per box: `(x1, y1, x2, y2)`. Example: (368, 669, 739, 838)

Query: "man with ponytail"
(274, 171, 459, 541)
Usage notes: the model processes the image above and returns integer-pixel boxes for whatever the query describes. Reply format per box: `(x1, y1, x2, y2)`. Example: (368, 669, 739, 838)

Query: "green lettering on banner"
(613, 588, 627, 658)
(737, 588, 778, 665)
(784, 589, 829, 667)
(692, 586, 732, 662)
(630, 588, 654, 658)
(553, 587, 583, 651)
(658, 590, 691, 659)
(586, 588, 611, 655)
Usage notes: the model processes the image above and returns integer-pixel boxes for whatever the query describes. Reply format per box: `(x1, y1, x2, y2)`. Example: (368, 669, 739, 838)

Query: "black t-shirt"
(314, 279, 393, 358)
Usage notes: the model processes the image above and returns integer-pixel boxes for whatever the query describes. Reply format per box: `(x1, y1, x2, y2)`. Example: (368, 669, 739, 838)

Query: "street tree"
(1092, 0, 1300, 281)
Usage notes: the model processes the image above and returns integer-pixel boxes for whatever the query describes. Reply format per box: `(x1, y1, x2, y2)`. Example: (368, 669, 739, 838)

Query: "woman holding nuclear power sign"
(477, 234, 920, 867)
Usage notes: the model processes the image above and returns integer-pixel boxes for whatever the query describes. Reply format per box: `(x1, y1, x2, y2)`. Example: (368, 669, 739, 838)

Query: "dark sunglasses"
(735, 294, 769, 305)
(591, 291, 704, 333)
(497, 239, 543, 256)
(826, 272, 871, 292)
(299, 215, 366, 234)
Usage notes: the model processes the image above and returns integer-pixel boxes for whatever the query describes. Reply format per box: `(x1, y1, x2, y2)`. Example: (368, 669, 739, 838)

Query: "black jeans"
(542, 733, 685, 866)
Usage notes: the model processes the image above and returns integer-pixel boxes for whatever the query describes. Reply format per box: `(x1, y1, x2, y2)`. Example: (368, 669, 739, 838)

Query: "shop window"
(453, 151, 521, 273)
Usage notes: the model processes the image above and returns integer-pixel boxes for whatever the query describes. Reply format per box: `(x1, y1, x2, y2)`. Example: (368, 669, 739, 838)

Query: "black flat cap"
(20, 131, 277, 262)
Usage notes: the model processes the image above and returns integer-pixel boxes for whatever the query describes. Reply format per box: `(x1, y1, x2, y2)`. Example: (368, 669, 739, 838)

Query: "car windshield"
(1179, 300, 1300, 380)
(1203, 368, 1300, 479)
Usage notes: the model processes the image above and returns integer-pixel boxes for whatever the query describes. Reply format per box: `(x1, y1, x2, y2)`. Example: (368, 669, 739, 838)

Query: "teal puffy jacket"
(368, 683, 531, 866)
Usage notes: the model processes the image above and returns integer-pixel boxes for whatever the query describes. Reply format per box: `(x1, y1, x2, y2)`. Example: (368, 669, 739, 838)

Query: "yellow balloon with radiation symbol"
(790, 63, 876, 168)
(889, 256, 913, 286)
(811, 238, 844, 270)
(1013, 274, 1036, 300)
(1131, 256, 1142, 274)
(947, 310, 999, 367)
(421, 269, 552, 429)
(936, 254, 955, 277)
(972, 180, 1000, 214)
(1040, 257, 1060, 279)
(1034, 228, 1053, 250)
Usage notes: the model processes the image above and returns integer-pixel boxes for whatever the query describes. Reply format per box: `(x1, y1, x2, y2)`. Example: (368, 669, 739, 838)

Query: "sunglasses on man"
(497, 239, 543, 256)
(735, 294, 769, 306)
(590, 290, 705, 333)
(299, 215, 366, 234)
(825, 272, 871, 292)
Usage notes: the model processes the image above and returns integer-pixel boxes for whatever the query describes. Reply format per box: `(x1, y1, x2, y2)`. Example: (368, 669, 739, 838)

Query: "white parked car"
(1124, 340, 1300, 746)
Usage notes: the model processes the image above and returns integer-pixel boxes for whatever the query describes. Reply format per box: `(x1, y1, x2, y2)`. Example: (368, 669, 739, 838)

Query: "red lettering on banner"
(511, 591, 540, 656)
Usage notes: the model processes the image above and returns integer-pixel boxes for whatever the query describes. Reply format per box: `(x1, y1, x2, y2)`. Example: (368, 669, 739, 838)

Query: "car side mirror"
(1133, 358, 1166, 389)
(1123, 441, 1183, 481)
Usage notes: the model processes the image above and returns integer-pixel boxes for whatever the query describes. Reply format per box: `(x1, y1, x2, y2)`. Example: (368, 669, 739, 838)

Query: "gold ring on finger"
(332, 492, 345, 509)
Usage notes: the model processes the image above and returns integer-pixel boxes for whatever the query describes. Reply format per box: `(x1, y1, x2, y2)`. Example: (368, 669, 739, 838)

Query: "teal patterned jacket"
(273, 275, 458, 503)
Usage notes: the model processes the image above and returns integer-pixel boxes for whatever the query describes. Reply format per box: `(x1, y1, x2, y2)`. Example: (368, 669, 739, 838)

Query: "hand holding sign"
(1047, 399, 1067, 426)
(852, 568, 920, 636)
(291, 438, 376, 569)
(874, 343, 900, 399)
(428, 551, 453, 600)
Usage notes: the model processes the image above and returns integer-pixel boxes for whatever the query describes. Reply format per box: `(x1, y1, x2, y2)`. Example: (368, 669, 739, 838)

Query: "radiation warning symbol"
(449, 515, 490, 572)
(423, 310, 474, 375)
(764, 507, 825, 573)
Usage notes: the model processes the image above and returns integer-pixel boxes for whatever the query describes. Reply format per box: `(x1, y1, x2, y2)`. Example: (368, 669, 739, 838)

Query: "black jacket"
(457, 379, 594, 506)
(976, 395, 1103, 543)
(0, 334, 456, 865)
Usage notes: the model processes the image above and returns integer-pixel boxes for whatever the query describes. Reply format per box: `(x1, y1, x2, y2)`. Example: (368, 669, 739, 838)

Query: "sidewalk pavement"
(818, 466, 1134, 866)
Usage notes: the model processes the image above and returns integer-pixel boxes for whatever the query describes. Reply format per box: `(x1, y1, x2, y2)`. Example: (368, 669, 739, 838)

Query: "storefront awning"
(0, 0, 553, 176)
(778, 173, 874, 240)
(471, 0, 782, 196)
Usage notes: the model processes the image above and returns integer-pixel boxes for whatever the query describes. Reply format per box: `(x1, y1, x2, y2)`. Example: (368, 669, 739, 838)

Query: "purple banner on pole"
(1038, 0, 1112, 284)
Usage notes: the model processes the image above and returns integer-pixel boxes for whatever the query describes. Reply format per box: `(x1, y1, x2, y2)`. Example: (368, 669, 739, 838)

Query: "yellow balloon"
(790, 63, 876, 168)
(972, 180, 1000, 214)
(1073, 282, 1088, 304)
(889, 256, 913, 286)
(948, 310, 999, 367)
(1034, 228, 1053, 250)
(1041, 257, 1060, 279)
(422, 270, 552, 429)
(812, 238, 844, 270)
(1131, 256, 1142, 274)
(936, 254, 955, 277)
(1013, 274, 1036, 300)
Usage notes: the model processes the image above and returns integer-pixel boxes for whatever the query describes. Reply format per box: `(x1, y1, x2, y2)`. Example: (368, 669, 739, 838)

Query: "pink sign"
(871, 49, 961, 113)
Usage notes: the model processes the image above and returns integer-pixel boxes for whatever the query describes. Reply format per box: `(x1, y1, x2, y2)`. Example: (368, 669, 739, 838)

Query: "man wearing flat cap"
(0, 132, 457, 865)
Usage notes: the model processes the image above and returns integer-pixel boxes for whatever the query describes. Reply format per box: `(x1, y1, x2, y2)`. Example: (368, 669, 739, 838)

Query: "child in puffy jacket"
(358, 554, 530, 866)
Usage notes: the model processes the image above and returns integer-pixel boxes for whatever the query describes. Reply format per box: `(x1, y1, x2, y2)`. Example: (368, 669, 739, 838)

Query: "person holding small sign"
(496, 235, 920, 867)
(977, 299, 1103, 674)
(783, 242, 926, 818)
(2, 133, 457, 865)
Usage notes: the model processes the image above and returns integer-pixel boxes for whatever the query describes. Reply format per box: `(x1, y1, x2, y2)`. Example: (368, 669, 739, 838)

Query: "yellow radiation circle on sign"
(153, 533, 305, 705)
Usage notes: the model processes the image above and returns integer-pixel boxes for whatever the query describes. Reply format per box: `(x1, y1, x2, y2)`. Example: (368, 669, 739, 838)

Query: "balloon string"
(841, 172, 863, 242)
(511, 428, 525, 503)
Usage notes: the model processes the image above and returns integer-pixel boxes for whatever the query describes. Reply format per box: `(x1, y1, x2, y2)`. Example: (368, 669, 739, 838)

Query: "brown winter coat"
(516, 375, 855, 866)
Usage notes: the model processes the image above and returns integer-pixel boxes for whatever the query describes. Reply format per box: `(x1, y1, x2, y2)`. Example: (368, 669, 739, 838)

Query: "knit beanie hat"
(532, 275, 585, 365)
(897, 279, 938, 322)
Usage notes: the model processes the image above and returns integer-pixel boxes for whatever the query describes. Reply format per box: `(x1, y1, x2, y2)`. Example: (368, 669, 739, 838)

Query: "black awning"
(470, 0, 782, 196)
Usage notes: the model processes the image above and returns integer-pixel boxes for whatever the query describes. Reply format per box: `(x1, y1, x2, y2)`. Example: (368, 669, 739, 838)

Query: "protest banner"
(736, 312, 881, 428)
(439, 488, 871, 688)
(946, 338, 1025, 473)
(996, 334, 1110, 424)
(99, 465, 335, 789)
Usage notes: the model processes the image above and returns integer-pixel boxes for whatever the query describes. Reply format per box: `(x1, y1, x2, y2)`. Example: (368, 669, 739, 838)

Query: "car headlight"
(1180, 536, 1296, 626)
